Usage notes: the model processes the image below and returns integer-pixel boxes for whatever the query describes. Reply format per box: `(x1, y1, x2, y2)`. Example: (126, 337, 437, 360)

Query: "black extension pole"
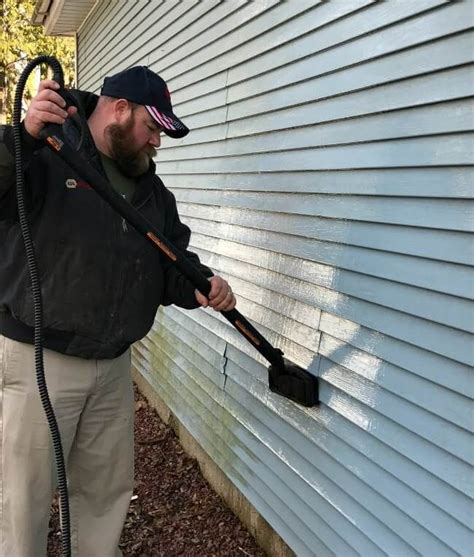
(39, 127, 284, 365)
(39, 61, 318, 408)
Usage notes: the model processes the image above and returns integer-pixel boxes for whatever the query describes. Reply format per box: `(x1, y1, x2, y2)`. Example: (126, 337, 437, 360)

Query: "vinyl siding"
(77, 1, 474, 555)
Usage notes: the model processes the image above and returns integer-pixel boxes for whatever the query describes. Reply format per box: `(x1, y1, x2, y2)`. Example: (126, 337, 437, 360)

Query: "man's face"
(105, 105, 162, 177)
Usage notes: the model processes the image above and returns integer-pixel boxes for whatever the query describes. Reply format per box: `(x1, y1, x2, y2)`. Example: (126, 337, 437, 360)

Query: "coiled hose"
(13, 55, 71, 557)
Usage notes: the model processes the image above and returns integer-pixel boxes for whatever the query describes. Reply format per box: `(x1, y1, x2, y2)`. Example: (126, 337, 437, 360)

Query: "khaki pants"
(0, 335, 134, 557)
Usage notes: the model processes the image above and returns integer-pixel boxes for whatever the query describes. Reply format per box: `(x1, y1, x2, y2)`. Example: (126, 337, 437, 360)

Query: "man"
(0, 66, 235, 556)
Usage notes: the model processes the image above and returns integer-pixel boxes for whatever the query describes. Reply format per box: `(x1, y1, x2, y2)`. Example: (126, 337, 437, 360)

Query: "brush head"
(268, 355, 318, 407)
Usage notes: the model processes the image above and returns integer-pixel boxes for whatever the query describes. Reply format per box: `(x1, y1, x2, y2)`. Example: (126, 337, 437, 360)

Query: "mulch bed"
(47, 384, 266, 556)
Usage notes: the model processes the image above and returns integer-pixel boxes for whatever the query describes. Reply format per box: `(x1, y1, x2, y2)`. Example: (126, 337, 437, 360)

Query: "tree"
(0, 0, 75, 124)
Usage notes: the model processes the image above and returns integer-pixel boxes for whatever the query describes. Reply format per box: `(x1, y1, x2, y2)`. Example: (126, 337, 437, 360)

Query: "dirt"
(47, 384, 267, 556)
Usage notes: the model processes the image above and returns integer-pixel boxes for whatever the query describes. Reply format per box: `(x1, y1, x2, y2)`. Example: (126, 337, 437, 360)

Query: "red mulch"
(47, 384, 267, 556)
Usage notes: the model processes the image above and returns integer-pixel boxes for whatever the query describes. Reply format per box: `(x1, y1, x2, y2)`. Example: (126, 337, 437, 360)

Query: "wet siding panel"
(77, 1, 474, 555)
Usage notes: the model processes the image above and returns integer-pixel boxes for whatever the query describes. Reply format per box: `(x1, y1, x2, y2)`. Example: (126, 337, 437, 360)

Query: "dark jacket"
(0, 90, 212, 359)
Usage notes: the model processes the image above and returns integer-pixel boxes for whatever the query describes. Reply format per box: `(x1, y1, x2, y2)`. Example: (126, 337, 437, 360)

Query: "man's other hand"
(195, 276, 236, 312)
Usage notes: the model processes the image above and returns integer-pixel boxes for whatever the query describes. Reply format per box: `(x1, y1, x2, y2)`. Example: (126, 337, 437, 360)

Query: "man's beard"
(105, 115, 157, 178)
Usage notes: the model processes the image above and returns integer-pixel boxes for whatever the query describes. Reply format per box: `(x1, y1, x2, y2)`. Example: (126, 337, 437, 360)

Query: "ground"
(47, 384, 267, 556)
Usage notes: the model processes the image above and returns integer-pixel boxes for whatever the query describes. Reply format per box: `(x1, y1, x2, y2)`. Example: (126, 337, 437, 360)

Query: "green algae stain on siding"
(145, 309, 251, 490)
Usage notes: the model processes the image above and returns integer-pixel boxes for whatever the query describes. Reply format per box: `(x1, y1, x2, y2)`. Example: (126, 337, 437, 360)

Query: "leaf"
(0, 0, 75, 124)
(135, 400, 148, 411)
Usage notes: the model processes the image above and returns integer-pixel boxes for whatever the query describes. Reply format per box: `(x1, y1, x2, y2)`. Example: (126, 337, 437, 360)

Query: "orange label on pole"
(235, 320, 260, 346)
(46, 135, 63, 151)
(147, 232, 177, 261)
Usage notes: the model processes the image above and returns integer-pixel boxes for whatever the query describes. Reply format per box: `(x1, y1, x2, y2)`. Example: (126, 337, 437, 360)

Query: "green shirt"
(99, 152, 136, 203)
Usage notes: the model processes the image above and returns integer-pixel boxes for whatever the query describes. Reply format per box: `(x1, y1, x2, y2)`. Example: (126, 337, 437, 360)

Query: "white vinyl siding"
(77, 1, 474, 555)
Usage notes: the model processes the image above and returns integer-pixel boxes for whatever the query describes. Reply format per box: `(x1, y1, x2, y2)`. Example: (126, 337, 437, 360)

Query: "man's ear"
(113, 99, 131, 122)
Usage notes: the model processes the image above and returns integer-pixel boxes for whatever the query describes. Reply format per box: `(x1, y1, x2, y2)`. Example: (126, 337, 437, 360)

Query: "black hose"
(13, 55, 71, 557)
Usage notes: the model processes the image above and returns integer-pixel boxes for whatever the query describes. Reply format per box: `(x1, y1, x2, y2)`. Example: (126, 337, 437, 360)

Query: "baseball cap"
(101, 66, 189, 138)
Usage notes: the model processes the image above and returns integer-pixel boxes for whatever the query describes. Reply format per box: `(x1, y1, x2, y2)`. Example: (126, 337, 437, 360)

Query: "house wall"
(76, 1, 474, 555)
